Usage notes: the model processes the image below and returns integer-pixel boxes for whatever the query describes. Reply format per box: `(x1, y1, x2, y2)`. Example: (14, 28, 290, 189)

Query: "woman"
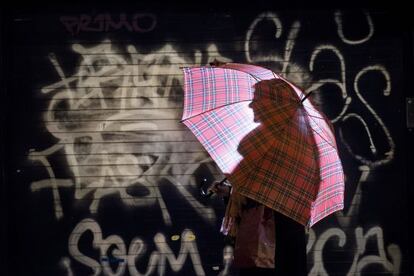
(208, 61, 308, 275)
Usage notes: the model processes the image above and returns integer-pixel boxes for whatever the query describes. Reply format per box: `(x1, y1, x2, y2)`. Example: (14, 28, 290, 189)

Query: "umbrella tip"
(300, 91, 313, 103)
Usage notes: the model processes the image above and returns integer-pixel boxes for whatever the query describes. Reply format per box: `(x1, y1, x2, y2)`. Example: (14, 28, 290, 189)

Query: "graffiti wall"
(3, 6, 411, 275)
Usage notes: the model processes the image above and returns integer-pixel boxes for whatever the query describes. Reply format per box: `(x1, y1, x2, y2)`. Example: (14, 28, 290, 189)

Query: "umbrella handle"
(219, 177, 228, 184)
(200, 177, 228, 197)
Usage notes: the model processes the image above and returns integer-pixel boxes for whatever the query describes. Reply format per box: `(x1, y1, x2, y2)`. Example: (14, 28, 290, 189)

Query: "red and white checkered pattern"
(182, 63, 344, 227)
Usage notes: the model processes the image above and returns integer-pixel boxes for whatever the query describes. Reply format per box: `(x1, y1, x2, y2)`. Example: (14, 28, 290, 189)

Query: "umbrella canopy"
(181, 63, 344, 227)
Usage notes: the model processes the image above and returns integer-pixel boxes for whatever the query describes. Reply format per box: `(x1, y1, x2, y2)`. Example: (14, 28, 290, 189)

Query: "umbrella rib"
(181, 99, 254, 122)
(305, 112, 336, 149)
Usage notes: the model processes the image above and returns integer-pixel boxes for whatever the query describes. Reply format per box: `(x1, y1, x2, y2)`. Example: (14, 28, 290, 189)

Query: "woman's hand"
(209, 181, 231, 198)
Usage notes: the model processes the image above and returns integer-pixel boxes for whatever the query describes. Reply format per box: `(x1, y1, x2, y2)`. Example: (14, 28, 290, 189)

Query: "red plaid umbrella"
(181, 63, 344, 227)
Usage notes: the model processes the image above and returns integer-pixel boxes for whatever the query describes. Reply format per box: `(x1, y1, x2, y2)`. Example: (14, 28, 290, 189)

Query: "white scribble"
(308, 226, 401, 275)
(66, 218, 206, 276)
(30, 40, 228, 223)
(335, 11, 374, 45)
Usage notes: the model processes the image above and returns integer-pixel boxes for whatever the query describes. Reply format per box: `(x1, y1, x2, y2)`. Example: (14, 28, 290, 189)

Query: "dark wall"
(2, 3, 412, 275)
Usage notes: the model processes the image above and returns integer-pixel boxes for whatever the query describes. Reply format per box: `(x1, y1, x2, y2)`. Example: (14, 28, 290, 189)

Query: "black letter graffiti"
(60, 13, 157, 35)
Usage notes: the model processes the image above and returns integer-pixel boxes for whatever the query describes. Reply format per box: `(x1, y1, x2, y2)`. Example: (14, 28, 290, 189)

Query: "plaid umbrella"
(181, 63, 344, 227)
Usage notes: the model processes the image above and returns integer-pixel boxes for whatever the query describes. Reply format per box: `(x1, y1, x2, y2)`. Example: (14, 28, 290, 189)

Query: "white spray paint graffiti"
(244, 11, 306, 86)
(345, 64, 394, 167)
(60, 13, 157, 35)
(335, 11, 374, 45)
(307, 226, 401, 275)
(308, 44, 394, 168)
(65, 218, 206, 276)
(308, 45, 350, 123)
(29, 40, 232, 224)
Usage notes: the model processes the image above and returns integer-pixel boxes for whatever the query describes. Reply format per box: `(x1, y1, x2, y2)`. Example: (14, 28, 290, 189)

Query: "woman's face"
(248, 97, 263, 123)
